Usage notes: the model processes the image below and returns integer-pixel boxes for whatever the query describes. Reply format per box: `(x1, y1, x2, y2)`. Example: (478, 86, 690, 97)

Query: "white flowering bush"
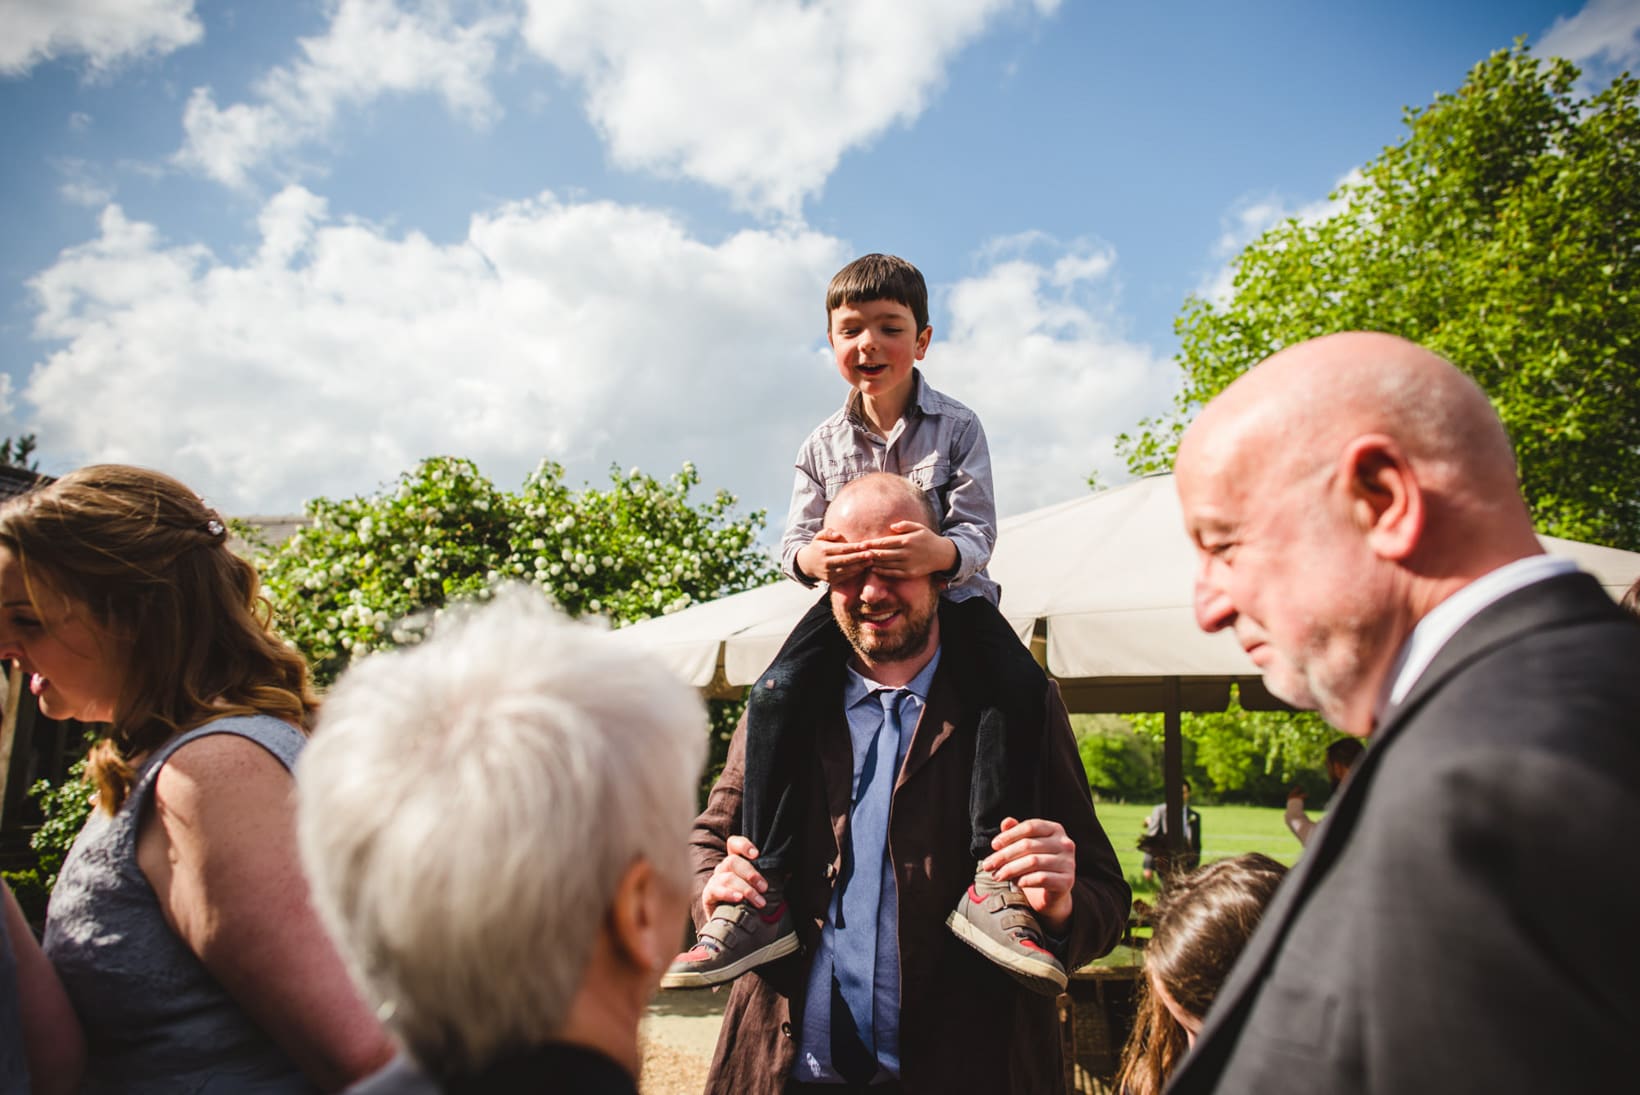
(253, 456, 776, 687)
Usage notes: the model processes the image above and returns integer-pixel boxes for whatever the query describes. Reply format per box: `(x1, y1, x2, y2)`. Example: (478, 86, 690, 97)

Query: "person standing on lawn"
(1169, 331, 1640, 1093)
(687, 473, 1130, 1094)
(1282, 737, 1363, 848)
(1140, 780, 1202, 880)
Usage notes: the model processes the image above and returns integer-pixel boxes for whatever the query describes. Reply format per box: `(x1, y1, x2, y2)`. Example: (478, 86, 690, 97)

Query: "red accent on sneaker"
(675, 945, 714, 962)
(758, 901, 788, 924)
(1018, 938, 1051, 956)
(967, 884, 984, 905)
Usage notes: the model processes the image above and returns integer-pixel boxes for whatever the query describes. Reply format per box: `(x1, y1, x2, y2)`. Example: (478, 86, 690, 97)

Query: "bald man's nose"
(1193, 573, 1235, 633)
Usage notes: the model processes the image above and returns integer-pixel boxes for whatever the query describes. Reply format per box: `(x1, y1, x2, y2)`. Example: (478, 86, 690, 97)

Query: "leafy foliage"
(1073, 714, 1162, 801)
(1127, 689, 1338, 802)
(0, 434, 38, 470)
(1071, 697, 1339, 806)
(253, 456, 778, 687)
(2, 740, 96, 923)
(1119, 43, 1640, 549)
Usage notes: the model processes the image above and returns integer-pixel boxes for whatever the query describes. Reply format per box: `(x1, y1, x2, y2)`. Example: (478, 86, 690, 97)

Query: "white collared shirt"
(1372, 554, 1579, 728)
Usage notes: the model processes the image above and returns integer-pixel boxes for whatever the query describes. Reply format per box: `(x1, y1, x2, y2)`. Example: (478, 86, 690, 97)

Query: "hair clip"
(204, 517, 226, 538)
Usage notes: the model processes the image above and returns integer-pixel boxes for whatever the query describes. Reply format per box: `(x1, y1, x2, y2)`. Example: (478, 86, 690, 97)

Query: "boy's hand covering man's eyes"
(796, 528, 873, 584)
(856, 521, 959, 579)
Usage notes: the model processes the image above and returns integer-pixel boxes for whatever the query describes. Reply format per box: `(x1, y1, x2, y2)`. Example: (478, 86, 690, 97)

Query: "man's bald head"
(1181, 332, 1520, 507)
(829, 472, 939, 536)
(1175, 333, 1543, 735)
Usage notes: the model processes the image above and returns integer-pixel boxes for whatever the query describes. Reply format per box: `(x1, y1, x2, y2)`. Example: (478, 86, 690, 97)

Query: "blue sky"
(2, 0, 1636, 529)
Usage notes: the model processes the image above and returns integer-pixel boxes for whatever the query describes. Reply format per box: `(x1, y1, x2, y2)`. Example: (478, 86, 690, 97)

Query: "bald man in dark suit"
(1168, 332, 1640, 1093)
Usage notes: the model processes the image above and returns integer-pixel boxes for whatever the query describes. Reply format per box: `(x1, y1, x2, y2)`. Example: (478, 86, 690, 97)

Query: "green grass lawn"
(1084, 802, 1302, 968)
(1095, 801, 1301, 883)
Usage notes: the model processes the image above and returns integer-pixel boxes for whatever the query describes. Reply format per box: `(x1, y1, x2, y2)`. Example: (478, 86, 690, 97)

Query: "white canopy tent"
(611, 472, 1640, 712)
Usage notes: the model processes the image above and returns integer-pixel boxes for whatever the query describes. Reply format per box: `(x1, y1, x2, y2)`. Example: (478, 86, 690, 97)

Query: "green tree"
(0, 434, 38, 470)
(252, 456, 777, 687)
(1120, 43, 1640, 550)
(1129, 690, 1337, 805)
(1072, 713, 1162, 801)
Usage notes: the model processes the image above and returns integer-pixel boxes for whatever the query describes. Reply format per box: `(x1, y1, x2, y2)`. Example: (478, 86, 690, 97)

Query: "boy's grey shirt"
(780, 368, 1000, 604)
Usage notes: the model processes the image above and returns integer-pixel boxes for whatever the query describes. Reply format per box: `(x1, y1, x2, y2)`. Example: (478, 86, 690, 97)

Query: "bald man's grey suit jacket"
(1167, 571, 1640, 1094)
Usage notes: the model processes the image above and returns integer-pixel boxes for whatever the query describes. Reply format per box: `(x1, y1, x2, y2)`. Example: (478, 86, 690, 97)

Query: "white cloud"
(23, 188, 849, 518)
(19, 192, 1171, 527)
(1539, 0, 1640, 72)
(1196, 169, 1361, 304)
(519, 0, 1062, 217)
(55, 158, 114, 207)
(175, 0, 513, 189)
(0, 0, 202, 77)
(935, 238, 1176, 512)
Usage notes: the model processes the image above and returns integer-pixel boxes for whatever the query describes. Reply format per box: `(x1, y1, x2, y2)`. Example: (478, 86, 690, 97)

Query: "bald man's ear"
(1340, 435, 1422, 561)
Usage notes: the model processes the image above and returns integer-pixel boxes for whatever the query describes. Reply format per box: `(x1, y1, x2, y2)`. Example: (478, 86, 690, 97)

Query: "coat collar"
(1373, 570, 1614, 748)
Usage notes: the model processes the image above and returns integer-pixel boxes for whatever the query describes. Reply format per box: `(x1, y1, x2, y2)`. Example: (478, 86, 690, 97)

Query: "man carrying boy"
(684, 474, 1129, 1093)
(664, 254, 1069, 996)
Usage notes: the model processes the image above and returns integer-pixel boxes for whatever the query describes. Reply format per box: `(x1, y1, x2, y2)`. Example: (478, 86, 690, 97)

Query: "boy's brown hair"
(826, 253, 929, 333)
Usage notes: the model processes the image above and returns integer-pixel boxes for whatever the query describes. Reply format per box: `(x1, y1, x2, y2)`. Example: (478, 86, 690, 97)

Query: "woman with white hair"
(297, 588, 708, 1094)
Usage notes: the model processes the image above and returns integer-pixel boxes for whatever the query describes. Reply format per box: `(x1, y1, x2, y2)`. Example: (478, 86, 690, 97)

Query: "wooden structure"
(0, 465, 79, 867)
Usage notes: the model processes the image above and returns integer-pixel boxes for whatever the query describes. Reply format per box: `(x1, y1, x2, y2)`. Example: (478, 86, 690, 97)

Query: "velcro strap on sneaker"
(698, 903, 754, 946)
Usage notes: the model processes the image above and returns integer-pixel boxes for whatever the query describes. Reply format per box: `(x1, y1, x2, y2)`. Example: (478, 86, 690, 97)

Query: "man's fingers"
(1010, 869, 1071, 891)
(725, 835, 760, 859)
(706, 857, 768, 910)
(991, 817, 1060, 848)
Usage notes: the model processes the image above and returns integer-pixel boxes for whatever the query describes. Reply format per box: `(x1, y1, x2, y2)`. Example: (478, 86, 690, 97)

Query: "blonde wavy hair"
(0, 464, 317, 812)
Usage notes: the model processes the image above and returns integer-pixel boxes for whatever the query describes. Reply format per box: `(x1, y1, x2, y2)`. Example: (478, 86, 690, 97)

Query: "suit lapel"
(819, 700, 853, 856)
(896, 668, 961, 790)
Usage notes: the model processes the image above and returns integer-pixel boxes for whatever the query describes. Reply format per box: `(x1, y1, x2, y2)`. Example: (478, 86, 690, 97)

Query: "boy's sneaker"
(661, 887, 799, 990)
(945, 865, 1068, 996)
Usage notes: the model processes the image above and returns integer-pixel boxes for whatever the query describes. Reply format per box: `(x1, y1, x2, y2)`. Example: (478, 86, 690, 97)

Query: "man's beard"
(836, 593, 938, 664)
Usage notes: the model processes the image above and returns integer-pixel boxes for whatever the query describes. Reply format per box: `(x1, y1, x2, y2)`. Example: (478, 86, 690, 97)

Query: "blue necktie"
(832, 688, 903, 1083)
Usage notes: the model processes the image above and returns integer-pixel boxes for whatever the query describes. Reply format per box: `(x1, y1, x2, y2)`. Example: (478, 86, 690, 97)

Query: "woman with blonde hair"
(0, 465, 391, 1092)
(1115, 854, 1287, 1095)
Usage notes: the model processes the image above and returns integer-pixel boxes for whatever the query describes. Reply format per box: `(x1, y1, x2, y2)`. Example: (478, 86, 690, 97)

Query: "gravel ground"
(639, 987, 728, 1095)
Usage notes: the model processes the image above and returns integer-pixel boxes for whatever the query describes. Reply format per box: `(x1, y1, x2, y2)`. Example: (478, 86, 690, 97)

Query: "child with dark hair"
(1116, 854, 1288, 1095)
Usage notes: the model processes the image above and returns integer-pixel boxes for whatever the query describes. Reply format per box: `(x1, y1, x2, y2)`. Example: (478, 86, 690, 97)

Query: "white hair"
(295, 587, 706, 1075)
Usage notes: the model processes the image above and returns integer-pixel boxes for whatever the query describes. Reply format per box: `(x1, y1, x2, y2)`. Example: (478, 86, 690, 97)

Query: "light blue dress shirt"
(793, 649, 942, 1084)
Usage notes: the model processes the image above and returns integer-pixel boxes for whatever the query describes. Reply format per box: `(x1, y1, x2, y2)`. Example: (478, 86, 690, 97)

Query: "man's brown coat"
(687, 663, 1130, 1094)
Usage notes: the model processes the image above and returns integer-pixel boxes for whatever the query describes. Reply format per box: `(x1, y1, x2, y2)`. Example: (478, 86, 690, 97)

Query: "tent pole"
(1162, 676, 1184, 877)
